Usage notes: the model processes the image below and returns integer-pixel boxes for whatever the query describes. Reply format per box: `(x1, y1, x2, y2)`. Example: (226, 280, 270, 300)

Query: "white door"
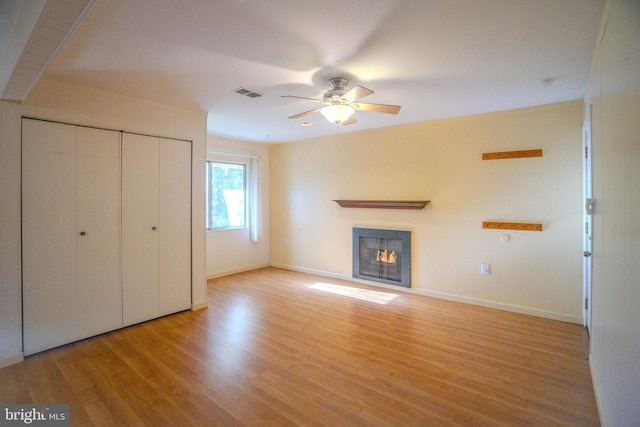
(22, 120, 78, 354)
(158, 138, 192, 315)
(76, 127, 122, 339)
(122, 134, 192, 324)
(122, 133, 160, 326)
(583, 104, 593, 331)
(22, 120, 123, 355)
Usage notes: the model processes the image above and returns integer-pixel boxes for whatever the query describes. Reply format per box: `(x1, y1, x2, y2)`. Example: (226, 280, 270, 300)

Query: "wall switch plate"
(481, 264, 490, 275)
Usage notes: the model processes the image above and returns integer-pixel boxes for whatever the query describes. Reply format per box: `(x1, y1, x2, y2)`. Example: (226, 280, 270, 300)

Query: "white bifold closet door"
(22, 119, 122, 355)
(122, 133, 191, 326)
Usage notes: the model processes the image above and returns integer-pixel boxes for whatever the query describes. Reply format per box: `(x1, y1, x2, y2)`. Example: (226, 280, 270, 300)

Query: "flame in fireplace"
(376, 249, 397, 264)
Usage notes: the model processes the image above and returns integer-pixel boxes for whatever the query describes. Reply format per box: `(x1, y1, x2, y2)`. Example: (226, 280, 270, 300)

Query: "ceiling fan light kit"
(320, 104, 355, 125)
(282, 77, 401, 126)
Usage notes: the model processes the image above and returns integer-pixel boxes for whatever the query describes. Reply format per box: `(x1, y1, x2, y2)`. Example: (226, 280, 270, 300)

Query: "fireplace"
(352, 227, 411, 287)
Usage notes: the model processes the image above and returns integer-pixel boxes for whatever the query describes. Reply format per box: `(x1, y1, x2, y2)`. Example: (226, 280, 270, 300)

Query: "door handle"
(80, 231, 87, 236)
(584, 251, 592, 257)
(152, 226, 158, 230)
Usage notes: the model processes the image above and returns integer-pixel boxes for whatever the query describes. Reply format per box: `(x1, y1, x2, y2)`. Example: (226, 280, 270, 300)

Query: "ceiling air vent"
(233, 87, 262, 98)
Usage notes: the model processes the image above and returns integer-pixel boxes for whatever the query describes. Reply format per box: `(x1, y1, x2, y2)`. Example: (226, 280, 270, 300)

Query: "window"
(206, 161, 246, 230)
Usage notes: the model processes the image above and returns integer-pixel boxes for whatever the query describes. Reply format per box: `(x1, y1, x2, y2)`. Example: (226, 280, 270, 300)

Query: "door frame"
(583, 103, 593, 332)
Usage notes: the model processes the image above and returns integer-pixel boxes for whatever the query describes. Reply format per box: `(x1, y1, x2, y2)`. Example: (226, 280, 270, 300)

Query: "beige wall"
(206, 135, 270, 277)
(586, 0, 640, 425)
(270, 101, 584, 322)
(0, 78, 207, 366)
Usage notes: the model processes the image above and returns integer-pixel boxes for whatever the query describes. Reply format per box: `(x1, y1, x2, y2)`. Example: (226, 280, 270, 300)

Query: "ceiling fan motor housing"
(323, 77, 350, 104)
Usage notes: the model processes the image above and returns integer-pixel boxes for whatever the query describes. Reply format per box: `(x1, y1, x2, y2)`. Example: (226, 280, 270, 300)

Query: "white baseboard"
(269, 263, 352, 281)
(270, 263, 582, 324)
(589, 353, 608, 427)
(414, 289, 582, 324)
(191, 301, 208, 311)
(0, 352, 24, 368)
(206, 263, 270, 280)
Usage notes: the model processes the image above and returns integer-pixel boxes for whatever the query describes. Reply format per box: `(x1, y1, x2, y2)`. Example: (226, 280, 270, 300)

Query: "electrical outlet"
(480, 264, 490, 275)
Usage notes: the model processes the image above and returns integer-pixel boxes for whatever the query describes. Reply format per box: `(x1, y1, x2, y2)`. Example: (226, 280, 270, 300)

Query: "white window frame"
(206, 160, 248, 231)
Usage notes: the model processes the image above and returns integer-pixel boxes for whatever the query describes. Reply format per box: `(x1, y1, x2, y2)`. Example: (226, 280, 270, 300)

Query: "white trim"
(0, 352, 24, 368)
(269, 263, 352, 281)
(206, 263, 270, 280)
(191, 301, 208, 311)
(590, 354, 608, 427)
(414, 289, 582, 324)
(206, 153, 261, 241)
(207, 151, 258, 159)
(270, 263, 582, 324)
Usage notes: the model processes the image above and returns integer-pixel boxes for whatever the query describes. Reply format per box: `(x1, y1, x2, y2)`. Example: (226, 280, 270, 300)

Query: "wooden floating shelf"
(482, 149, 542, 160)
(334, 200, 430, 210)
(483, 221, 543, 232)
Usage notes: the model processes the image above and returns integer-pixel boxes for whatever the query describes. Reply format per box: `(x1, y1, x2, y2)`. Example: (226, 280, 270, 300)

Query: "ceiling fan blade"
(353, 102, 401, 115)
(288, 107, 321, 119)
(281, 95, 324, 103)
(341, 85, 374, 103)
(342, 115, 357, 126)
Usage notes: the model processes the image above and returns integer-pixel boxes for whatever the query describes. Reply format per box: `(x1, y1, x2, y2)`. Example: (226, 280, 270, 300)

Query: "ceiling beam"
(1, 0, 93, 102)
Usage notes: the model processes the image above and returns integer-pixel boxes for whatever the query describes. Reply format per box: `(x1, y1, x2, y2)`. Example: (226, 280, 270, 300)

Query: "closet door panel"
(22, 119, 78, 355)
(76, 127, 122, 338)
(122, 133, 160, 326)
(159, 138, 192, 315)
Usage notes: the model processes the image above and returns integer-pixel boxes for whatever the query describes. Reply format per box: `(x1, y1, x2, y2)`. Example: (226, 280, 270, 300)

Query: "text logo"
(0, 405, 69, 426)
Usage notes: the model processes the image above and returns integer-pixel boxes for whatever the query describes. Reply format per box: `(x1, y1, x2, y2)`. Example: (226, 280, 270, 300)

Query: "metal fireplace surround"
(352, 227, 411, 288)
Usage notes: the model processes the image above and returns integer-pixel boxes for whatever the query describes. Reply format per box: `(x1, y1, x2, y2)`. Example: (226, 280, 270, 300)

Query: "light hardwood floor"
(1, 267, 599, 426)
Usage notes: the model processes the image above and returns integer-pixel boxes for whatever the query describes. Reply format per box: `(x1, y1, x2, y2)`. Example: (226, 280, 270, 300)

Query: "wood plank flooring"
(1, 267, 599, 426)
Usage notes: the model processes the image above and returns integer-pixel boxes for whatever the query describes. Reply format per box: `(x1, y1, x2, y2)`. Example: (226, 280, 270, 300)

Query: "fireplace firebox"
(352, 227, 411, 287)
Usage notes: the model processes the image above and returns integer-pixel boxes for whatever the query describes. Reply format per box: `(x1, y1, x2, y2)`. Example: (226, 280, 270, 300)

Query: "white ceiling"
(12, 0, 605, 143)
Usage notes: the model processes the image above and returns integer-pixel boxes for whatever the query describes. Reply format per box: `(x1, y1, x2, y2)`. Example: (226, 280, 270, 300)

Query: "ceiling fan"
(282, 77, 401, 126)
